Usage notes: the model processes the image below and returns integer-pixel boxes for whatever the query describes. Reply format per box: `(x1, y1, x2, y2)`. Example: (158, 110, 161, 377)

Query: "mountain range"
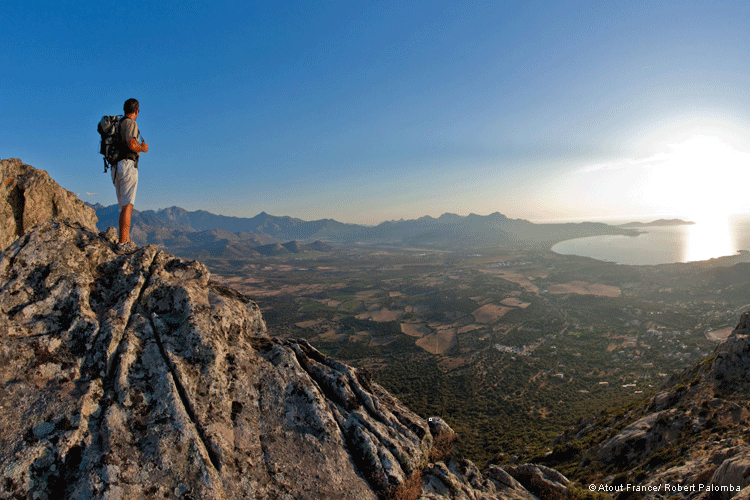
(90, 203, 639, 253)
(618, 218, 695, 228)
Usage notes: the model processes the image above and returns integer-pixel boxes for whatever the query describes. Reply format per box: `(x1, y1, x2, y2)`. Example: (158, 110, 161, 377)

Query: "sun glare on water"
(683, 217, 735, 262)
(556, 128, 750, 263)
(655, 135, 750, 262)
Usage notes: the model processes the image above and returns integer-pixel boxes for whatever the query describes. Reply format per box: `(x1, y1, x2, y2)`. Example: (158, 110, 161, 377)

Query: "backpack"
(97, 115, 122, 173)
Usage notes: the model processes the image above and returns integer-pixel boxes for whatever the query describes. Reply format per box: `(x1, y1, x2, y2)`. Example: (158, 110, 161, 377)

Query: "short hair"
(124, 98, 140, 115)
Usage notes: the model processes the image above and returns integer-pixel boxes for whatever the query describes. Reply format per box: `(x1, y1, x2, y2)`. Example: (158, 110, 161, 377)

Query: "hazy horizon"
(6, 1, 750, 226)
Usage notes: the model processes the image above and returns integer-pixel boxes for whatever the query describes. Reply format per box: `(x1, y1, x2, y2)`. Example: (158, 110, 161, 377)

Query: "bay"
(551, 217, 750, 265)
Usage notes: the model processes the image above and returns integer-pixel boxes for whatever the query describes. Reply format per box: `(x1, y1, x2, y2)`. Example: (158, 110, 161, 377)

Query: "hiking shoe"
(116, 241, 138, 253)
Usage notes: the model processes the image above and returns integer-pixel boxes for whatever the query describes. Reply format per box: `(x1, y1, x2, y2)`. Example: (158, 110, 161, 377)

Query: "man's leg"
(119, 203, 133, 243)
(115, 159, 137, 245)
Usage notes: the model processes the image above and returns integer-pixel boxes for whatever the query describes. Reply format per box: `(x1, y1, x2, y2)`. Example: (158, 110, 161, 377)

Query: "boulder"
(597, 412, 660, 464)
(0, 158, 97, 250)
(702, 450, 750, 500)
(502, 464, 570, 500)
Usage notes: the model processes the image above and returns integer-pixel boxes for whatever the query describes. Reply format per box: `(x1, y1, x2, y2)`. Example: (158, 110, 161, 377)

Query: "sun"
(644, 134, 750, 222)
(537, 121, 750, 223)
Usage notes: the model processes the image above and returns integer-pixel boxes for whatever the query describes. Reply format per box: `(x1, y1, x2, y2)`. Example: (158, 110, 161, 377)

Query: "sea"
(550, 216, 750, 265)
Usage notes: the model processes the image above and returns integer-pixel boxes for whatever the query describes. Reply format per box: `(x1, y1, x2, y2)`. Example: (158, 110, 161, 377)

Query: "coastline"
(550, 221, 750, 266)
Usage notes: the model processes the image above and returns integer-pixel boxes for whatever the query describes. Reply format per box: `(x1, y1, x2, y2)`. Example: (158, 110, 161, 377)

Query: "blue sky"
(4, 1, 750, 224)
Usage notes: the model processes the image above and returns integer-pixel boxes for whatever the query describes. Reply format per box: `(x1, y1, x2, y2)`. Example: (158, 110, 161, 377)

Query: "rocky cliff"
(544, 313, 750, 498)
(0, 164, 572, 498)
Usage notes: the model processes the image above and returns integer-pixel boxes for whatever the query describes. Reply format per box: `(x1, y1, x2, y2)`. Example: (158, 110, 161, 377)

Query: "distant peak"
(438, 212, 461, 220)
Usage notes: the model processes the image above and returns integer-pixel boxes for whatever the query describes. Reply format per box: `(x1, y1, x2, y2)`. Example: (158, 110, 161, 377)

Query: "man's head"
(123, 98, 140, 116)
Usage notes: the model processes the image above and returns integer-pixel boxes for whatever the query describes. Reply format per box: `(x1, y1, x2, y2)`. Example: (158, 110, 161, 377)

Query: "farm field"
(205, 244, 750, 466)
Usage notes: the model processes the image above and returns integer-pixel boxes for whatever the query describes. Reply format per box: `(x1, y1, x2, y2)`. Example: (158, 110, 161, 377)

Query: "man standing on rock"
(112, 98, 148, 252)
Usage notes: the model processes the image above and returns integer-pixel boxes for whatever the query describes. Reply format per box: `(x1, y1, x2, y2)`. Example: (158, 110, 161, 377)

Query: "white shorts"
(112, 159, 138, 208)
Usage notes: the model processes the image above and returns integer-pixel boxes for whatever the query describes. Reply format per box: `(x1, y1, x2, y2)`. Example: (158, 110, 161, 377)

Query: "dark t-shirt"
(119, 117, 140, 162)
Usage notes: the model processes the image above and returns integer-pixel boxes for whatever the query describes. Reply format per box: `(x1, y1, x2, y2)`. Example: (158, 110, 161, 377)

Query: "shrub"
(429, 428, 457, 463)
(386, 472, 424, 500)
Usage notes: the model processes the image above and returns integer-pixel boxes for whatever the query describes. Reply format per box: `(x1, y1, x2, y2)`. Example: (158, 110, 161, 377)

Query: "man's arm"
(128, 137, 149, 153)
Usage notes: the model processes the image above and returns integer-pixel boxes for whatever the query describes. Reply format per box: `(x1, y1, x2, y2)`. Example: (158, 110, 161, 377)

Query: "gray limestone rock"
(702, 450, 750, 500)
(0, 158, 97, 251)
(0, 219, 397, 499)
(501, 464, 570, 500)
(420, 459, 542, 500)
(597, 412, 660, 464)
